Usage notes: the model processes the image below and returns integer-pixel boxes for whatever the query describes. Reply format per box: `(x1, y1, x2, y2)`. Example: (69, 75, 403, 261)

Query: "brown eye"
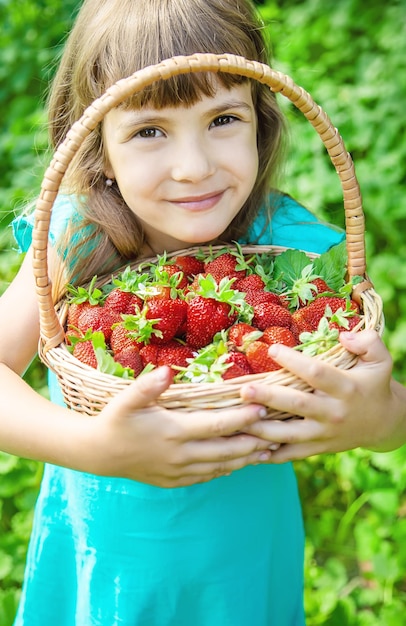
(211, 115, 237, 128)
(136, 127, 162, 139)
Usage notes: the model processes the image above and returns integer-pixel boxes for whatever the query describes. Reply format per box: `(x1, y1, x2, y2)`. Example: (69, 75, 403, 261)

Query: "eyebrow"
(116, 99, 254, 131)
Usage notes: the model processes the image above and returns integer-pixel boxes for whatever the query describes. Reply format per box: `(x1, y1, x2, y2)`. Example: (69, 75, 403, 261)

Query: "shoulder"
(12, 194, 79, 253)
(241, 192, 345, 255)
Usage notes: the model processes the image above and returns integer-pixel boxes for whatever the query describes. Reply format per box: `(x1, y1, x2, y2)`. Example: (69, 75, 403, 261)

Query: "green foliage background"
(0, 0, 405, 624)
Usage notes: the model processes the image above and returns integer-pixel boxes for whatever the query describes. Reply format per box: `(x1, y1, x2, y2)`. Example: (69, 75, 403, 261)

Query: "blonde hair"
(50, 0, 286, 283)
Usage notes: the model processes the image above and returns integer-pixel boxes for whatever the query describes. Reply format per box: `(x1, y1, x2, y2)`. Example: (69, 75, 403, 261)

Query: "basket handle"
(32, 53, 367, 350)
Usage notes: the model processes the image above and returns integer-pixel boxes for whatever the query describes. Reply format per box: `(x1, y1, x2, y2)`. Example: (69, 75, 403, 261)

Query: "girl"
(2, 0, 405, 624)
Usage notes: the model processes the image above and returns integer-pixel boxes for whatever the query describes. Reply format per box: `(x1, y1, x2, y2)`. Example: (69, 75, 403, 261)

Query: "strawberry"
(290, 309, 315, 339)
(252, 302, 292, 331)
(145, 255, 189, 295)
(233, 274, 265, 292)
(77, 305, 121, 342)
(186, 272, 209, 294)
(67, 301, 94, 329)
(145, 297, 188, 344)
(261, 326, 298, 347)
(205, 252, 246, 282)
(139, 344, 159, 367)
(72, 340, 98, 369)
(66, 276, 105, 328)
(244, 290, 282, 308)
(113, 346, 143, 375)
(281, 264, 336, 309)
(157, 341, 195, 368)
(245, 341, 281, 373)
(159, 264, 189, 290)
(228, 322, 262, 348)
(327, 302, 362, 332)
(172, 255, 205, 278)
(186, 297, 236, 349)
(298, 296, 359, 331)
(222, 352, 253, 380)
(104, 289, 143, 314)
(186, 274, 252, 349)
(311, 278, 334, 295)
(110, 320, 141, 354)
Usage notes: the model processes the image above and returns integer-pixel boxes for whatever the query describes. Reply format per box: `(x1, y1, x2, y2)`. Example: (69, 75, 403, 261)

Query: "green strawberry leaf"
(295, 318, 340, 356)
(173, 331, 230, 383)
(91, 331, 135, 379)
(273, 249, 314, 289)
(312, 241, 348, 292)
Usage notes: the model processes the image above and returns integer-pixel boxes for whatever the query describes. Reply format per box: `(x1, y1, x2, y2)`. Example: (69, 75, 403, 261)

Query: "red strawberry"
(311, 278, 334, 295)
(110, 322, 140, 354)
(252, 302, 292, 331)
(72, 340, 98, 369)
(67, 301, 94, 329)
(290, 309, 315, 338)
(160, 264, 188, 289)
(327, 304, 362, 332)
(145, 298, 188, 344)
(186, 296, 237, 349)
(245, 341, 281, 373)
(113, 346, 143, 375)
(262, 326, 298, 347)
(299, 297, 359, 330)
(77, 306, 121, 342)
(186, 272, 209, 294)
(104, 289, 143, 314)
(329, 316, 361, 332)
(244, 290, 282, 308)
(157, 342, 195, 368)
(294, 278, 334, 307)
(172, 255, 205, 278)
(205, 252, 246, 282)
(139, 344, 159, 367)
(222, 352, 253, 380)
(228, 323, 261, 348)
(66, 276, 105, 328)
(234, 274, 265, 292)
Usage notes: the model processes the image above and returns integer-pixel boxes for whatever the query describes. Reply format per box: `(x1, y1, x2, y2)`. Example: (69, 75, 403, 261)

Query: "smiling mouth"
(169, 190, 225, 211)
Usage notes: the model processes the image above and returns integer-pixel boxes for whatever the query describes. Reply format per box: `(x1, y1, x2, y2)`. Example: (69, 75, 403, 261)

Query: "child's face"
(103, 81, 258, 253)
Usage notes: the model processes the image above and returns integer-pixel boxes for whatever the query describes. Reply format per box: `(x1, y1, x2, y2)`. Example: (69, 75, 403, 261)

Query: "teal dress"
(12, 194, 344, 626)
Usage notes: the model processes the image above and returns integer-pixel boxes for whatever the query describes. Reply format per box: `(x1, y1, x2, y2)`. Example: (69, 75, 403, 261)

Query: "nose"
(171, 138, 215, 183)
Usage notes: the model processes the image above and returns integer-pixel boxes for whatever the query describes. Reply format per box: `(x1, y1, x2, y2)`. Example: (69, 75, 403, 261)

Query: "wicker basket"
(32, 53, 384, 417)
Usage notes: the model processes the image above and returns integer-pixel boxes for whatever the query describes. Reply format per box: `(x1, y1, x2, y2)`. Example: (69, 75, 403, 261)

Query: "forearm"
(0, 363, 94, 471)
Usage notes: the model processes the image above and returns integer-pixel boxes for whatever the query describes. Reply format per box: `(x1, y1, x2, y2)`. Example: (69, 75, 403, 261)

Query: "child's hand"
(90, 366, 273, 486)
(240, 330, 406, 461)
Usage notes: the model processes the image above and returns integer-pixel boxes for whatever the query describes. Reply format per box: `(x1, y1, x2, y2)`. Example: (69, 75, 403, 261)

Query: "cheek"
(241, 142, 259, 190)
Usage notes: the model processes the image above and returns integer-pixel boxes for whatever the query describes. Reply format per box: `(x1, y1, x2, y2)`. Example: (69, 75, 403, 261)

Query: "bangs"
(121, 72, 250, 110)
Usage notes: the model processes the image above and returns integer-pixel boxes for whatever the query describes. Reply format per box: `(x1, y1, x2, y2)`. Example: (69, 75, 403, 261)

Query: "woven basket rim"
(39, 243, 384, 417)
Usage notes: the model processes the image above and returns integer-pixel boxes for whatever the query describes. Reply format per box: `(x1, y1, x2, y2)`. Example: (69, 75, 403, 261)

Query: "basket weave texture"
(32, 53, 384, 417)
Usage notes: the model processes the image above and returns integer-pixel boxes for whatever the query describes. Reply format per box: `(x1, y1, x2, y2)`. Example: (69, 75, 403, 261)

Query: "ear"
(103, 163, 115, 179)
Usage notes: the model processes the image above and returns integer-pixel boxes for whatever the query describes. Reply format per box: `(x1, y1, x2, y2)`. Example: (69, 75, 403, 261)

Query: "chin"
(182, 228, 224, 246)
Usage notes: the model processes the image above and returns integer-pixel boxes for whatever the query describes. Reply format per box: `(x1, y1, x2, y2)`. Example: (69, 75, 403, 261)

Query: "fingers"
(264, 343, 355, 397)
(244, 413, 325, 444)
(183, 432, 274, 463)
(177, 404, 268, 441)
(339, 330, 392, 367)
(163, 439, 273, 487)
(104, 366, 173, 417)
(240, 381, 334, 422)
(180, 449, 272, 479)
(264, 441, 328, 464)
